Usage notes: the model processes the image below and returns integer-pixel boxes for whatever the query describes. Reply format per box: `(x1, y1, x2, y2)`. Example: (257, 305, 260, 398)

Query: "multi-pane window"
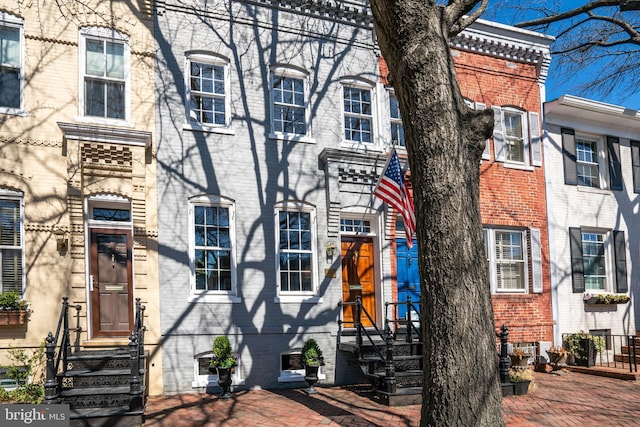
(504, 111, 524, 163)
(272, 74, 306, 135)
(188, 59, 226, 126)
(0, 192, 23, 294)
(0, 14, 23, 110)
(278, 206, 316, 294)
(575, 138, 600, 187)
(582, 232, 606, 291)
(484, 228, 527, 292)
(192, 201, 234, 292)
(389, 94, 405, 147)
(83, 34, 126, 119)
(340, 218, 371, 234)
(343, 86, 373, 144)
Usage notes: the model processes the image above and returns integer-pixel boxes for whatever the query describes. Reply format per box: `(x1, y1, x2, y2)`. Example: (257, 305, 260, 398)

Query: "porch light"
(325, 242, 337, 258)
(54, 228, 68, 252)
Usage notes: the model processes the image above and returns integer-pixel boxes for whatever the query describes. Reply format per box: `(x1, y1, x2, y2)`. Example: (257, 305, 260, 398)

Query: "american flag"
(374, 150, 416, 247)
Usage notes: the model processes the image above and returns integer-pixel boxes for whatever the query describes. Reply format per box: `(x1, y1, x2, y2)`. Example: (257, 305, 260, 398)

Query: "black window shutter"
(631, 140, 640, 193)
(613, 230, 628, 293)
(607, 136, 623, 191)
(562, 128, 577, 185)
(569, 227, 584, 293)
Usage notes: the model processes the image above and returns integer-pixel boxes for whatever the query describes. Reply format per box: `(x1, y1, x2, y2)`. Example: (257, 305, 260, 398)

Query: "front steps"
(55, 348, 147, 427)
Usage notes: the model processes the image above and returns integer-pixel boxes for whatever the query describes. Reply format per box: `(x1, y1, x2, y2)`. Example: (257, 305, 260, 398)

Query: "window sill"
(188, 294, 241, 304)
(183, 123, 235, 135)
(503, 162, 535, 172)
(577, 186, 611, 196)
(339, 141, 383, 152)
(274, 295, 323, 304)
(73, 116, 135, 128)
(192, 373, 245, 388)
(278, 369, 325, 383)
(0, 107, 28, 117)
(493, 290, 528, 295)
(268, 133, 315, 144)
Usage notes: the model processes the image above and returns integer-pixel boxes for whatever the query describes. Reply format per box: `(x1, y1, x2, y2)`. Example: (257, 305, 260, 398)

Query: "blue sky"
(483, 1, 640, 110)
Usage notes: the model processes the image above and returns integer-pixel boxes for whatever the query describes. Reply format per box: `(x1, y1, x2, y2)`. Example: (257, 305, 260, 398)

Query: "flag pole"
(373, 143, 398, 193)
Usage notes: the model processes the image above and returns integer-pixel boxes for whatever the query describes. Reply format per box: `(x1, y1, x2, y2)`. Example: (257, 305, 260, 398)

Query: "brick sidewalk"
(143, 372, 640, 426)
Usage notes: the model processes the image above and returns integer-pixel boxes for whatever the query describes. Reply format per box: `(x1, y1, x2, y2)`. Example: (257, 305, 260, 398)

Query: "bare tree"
(370, 1, 504, 425)
(513, 1, 640, 103)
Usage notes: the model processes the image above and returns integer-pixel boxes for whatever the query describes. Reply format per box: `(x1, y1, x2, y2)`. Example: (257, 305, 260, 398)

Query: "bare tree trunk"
(370, 1, 504, 425)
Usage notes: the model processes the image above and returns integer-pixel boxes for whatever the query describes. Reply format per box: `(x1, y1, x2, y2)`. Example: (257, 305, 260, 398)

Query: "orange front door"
(90, 229, 133, 337)
(341, 237, 376, 327)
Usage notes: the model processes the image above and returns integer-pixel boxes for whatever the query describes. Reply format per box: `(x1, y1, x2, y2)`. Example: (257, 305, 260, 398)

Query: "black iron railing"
(129, 298, 146, 411)
(385, 296, 421, 343)
(561, 332, 638, 373)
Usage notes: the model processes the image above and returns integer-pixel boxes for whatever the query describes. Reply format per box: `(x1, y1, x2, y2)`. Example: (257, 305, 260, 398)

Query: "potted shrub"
(509, 367, 535, 395)
(0, 292, 29, 326)
(508, 348, 532, 368)
(209, 336, 237, 399)
(546, 346, 569, 370)
(301, 338, 324, 394)
(564, 332, 605, 367)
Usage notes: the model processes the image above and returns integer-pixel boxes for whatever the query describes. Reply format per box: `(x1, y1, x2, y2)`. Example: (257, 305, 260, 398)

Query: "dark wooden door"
(341, 237, 376, 327)
(91, 229, 133, 337)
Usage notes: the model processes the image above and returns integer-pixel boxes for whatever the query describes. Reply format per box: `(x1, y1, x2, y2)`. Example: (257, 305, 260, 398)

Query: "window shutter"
(632, 140, 640, 193)
(561, 128, 577, 185)
(476, 103, 491, 160)
(492, 106, 505, 162)
(607, 136, 623, 191)
(613, 230, 628, 293)
(569, 227, 584, 293)
(530, 228, 543, 293)
(529, 112, 542, 166)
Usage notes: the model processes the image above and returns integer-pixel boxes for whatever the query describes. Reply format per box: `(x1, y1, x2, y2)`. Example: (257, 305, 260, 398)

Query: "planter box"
(0, 310, 28, 326)
(513, 380, 531, 395)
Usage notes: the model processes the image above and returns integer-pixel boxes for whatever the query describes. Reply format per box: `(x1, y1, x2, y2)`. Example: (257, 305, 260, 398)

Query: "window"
(484, 228, 535, 293)
(389, 93, 405, 147)
(561, 128, 622, 190)
(186, 54, 230, 128)
(492, 107, 541, 167)
(189, 196, 237, 299)
(0, 13, 23, 113)
(276, 202, 316, 295)
(340, 218, 371, 234)
(503, 111, 524, 163)
(270, 67, 309, 138)
(575, 137, 600, 187)
(192, 351, 243, 388)
(80, 27, 129, 120)
(569, 227, 627, 294)
(343, 84, 373, 144)
(0, 190, 24, 294)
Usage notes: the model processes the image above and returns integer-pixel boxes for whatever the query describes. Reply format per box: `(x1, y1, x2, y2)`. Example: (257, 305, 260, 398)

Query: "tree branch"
(445, 0, 488, 37)
(515, 0, 622, 28)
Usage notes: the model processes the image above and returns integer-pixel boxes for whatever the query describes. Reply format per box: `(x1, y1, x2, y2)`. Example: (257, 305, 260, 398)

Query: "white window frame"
(580, 228, 614, 292)
(575, 132, 606, 190)
(278, 348, 325, 383)
(484, 228, 528, 293)
(274, 201, 320, 303)
(183, 52, 233, 134)
(0, 188, 25, 296)
(0, 12, 25, 116)
(268, 66, 313, 143)
(188, 195, 239, 303)
(387, 90, 405, 148)
(191, 351, 244, 389)
(341, 79, 376, 147)
(77, 27, 131, 126)
(503, 108, 529, 165)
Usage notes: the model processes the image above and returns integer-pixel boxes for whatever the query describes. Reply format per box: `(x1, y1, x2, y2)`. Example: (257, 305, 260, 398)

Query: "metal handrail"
(129, 298, 146, 411)
(339, 297, 386, 362)
(560, 332, 638, 372)
(385, 296, 421, 342)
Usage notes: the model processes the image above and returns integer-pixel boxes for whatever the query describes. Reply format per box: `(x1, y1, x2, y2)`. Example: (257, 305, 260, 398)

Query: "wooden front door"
(341, 237, 376, 327)
(90, 229, 133, 337)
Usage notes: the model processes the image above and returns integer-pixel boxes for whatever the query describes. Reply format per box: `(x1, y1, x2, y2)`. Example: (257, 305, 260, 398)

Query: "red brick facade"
(379, 46, 554, 344)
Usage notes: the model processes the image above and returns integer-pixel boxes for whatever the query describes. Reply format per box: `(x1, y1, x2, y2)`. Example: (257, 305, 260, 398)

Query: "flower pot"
(513, 380, 531, 395)
(304, 364, 320, 394)
(509, 354, 531, 368)
(0, 310, 27, 326)
(546, 351, 568, 370)
(209, 366, 233, 399)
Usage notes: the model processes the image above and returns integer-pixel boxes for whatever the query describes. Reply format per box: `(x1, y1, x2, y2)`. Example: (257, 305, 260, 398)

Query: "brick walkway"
(143, 372, 640, 426)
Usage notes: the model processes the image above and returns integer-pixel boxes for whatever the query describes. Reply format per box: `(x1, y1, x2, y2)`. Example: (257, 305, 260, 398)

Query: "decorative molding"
(58, 122, 152, 148)
(0, 135, 62, 147)
(0, 168, 33, 182)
